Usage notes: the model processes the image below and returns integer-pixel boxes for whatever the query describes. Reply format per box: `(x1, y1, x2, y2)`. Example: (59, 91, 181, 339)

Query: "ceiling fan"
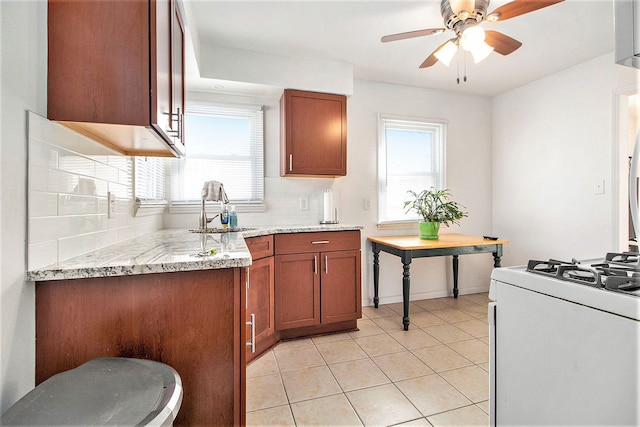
(381, 0, 564, 69)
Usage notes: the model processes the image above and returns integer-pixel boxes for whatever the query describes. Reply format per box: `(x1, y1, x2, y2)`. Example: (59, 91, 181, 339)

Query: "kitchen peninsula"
(27, 225, 362, 426)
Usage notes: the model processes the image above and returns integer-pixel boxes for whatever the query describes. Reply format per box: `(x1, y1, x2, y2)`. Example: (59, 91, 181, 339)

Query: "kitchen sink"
(190, 227, 256, 234)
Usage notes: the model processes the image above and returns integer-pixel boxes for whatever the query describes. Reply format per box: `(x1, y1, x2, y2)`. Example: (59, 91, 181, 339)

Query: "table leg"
(493, 245, 503, 268)
(452, 255, 459, 298)
(373, 244, 380, 308)
(401, 252, 411, 331)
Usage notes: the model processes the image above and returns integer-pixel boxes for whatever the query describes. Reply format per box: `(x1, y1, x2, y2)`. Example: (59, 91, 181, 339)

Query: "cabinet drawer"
(275, 231, 360, 255)
(245, 235, 274, 260)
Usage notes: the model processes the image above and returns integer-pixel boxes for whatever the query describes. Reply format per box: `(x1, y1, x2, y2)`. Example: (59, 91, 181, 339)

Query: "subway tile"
(27, 240, 59, 270)
(58, 233, 96, 262)
(29, 191, 58, 217)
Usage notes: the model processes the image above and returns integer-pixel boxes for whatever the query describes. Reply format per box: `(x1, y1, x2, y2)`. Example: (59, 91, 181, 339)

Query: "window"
(135, 157, 166, 202)
(170, 103, 264, 210)
(377, 114, 446, 224)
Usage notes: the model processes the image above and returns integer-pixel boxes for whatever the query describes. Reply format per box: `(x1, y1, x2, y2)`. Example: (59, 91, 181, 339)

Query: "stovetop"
(490, 252, 640, 321)
(526, 252, 640, 297)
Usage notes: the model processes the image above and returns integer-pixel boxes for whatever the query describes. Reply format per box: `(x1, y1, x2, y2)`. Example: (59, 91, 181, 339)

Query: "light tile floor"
(246, 292, 491, 427)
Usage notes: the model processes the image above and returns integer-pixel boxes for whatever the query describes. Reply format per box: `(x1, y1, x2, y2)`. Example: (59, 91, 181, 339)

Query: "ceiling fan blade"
(381, 28, 446, 43)
(485, 31, 522, 55)
(487, 0, 564, 21)
(419, 40, 452, 68)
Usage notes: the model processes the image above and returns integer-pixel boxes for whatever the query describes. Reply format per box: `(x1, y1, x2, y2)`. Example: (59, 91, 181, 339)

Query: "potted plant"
(403, 188, 468, 240)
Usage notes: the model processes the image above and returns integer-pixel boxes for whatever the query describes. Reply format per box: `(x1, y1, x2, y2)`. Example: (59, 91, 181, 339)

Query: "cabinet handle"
(311, 240, 329, 245)
(246, 313, 255, 353)
(325, 255, 328, 274)
(314, 255, 317, 274)
(289, 154, 292, 172)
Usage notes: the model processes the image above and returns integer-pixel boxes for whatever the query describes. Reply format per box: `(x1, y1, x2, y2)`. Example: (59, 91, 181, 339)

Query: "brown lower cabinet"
(35, 268, 246, 426)
(244, 231, 362, 362)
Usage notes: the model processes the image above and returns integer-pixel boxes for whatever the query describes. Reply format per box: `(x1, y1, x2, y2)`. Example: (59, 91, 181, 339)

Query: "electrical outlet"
(299, 197, 309, 211)
(364, 197, 372, 210)
(594, 179, 605, 195)
(107, 191, 116, 218)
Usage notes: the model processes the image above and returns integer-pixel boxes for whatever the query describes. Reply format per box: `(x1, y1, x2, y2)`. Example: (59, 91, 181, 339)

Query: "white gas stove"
(488, 252, 640, 426)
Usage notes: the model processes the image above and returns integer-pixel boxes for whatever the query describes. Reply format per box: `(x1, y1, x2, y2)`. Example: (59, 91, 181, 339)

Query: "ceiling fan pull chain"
(464, 52, 468, 82)
(456, 50, 460, 84)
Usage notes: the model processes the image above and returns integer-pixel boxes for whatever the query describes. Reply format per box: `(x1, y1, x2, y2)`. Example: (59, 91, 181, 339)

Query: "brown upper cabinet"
(47, 0, 186, 157)
(280, 89, 347, 177)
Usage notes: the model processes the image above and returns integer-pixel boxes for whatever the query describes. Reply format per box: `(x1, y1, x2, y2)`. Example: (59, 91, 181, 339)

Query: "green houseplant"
(403, 188, 468, 240)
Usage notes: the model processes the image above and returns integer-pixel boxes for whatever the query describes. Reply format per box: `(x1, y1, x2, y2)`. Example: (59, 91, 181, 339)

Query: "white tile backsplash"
(27, 111, 164, 270)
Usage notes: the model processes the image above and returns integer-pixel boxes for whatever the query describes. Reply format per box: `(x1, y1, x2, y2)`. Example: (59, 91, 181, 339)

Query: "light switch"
(593, 179, 605, 195)
(108, 191, 116, 218)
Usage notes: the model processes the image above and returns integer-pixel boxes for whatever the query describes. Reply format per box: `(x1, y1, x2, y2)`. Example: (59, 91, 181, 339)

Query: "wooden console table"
(368, 233, 508, 330)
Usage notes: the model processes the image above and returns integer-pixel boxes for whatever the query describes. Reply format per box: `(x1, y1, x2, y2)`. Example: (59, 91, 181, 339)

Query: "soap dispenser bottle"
(229, 206, 238, 229)
(220, 204, 229, 228)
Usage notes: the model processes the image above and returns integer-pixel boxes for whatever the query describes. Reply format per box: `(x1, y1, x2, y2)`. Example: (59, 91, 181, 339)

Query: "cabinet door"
(151, 0, 172, 141)
(245, 257, 275, 363)
(280, 90, 347, 176)
(321, 250, 362, 324)
(170, 0, 186, 147)
(274, 253, 320, 330)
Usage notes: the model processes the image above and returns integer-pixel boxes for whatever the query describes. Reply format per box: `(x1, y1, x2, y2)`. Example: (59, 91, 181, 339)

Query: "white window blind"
(378, 114, 446, 224)
(135, 156, 166, 201)
(170, 104, 264, 206)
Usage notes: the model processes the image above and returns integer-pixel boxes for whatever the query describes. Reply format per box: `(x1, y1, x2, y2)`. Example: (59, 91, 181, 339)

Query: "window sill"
(168, 202, 266, 215)
(377, 220, 419, 230)
(134, 200, 168, 217)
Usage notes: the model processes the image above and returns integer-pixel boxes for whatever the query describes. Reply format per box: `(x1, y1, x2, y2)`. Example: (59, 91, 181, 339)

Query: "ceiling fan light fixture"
(470, 40, 494, 63)
(449, 0, 475, 15)
(460, 25, 486, 51)
(486, 12, 500, 22)
(434, 40, 458, 67)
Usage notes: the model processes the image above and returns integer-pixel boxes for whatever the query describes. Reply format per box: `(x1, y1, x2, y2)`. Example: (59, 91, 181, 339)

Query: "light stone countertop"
(26, 224, 363, 282)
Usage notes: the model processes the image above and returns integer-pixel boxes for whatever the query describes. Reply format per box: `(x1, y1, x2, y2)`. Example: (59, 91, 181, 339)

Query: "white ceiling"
(183, 0, 615, 97)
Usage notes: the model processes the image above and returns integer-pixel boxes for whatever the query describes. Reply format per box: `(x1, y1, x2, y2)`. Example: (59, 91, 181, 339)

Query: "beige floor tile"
(362, 304, 396, 319)
(461, 292, 490, 305)
(439, 365, 489, 403)
(476, 400, 490, 415)
(246, 404, 296, 427)
(444, 297, 480, 308)
(451, 319, 489, 338)
(371, 315, 407, 332)
(281, 365, 342, 403)
(246, 373, 288, 412)
(329, 358, 390, 392)
(274, 344, 326, 372)
(316, 338, 368, 364)
(478, 336, 490, 345)
(459, 303, 491, 319)
(354, 333, 405, 357)
(423, 324, 474, 344)
(413, 298, 452, 311)
(393, 418, 433, 426)
(247, 350, 279, 378)
(477, 362, 490, 373)
(311, 332, 352, 345)
(408, 311, 448, 328)
(447, 339, 489, 364)
(349, 318, 386, 338)
(346, 383, 422, 426)
(386, 301, 426, 315)
(290, 393, 363, 426)
(396, 374, 472, 417)
(389, 328, 441, 350)
(411, 345, 473, 372)
(274, 337, 314, 351)
(371, 351, 433, 381)
(427, 404, 489, 427)
(430, 308, 474, 323)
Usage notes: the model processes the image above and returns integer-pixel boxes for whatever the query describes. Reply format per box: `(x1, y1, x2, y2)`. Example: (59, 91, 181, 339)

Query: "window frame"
(168, 102, 265, 214)
(377, 113, 447, 227)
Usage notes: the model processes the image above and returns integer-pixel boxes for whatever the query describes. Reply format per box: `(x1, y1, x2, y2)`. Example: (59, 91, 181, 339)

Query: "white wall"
(492, 53, 640, 266)
(166, 80, 495, 306)
(0, 0, 46, 412)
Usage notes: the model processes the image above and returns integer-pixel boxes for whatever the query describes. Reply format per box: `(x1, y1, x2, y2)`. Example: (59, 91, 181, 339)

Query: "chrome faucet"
(200, 181, 229, 230)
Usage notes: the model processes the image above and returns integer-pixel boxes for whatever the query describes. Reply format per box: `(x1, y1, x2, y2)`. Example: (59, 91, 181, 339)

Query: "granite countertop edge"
(27, 224, 364, 282)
